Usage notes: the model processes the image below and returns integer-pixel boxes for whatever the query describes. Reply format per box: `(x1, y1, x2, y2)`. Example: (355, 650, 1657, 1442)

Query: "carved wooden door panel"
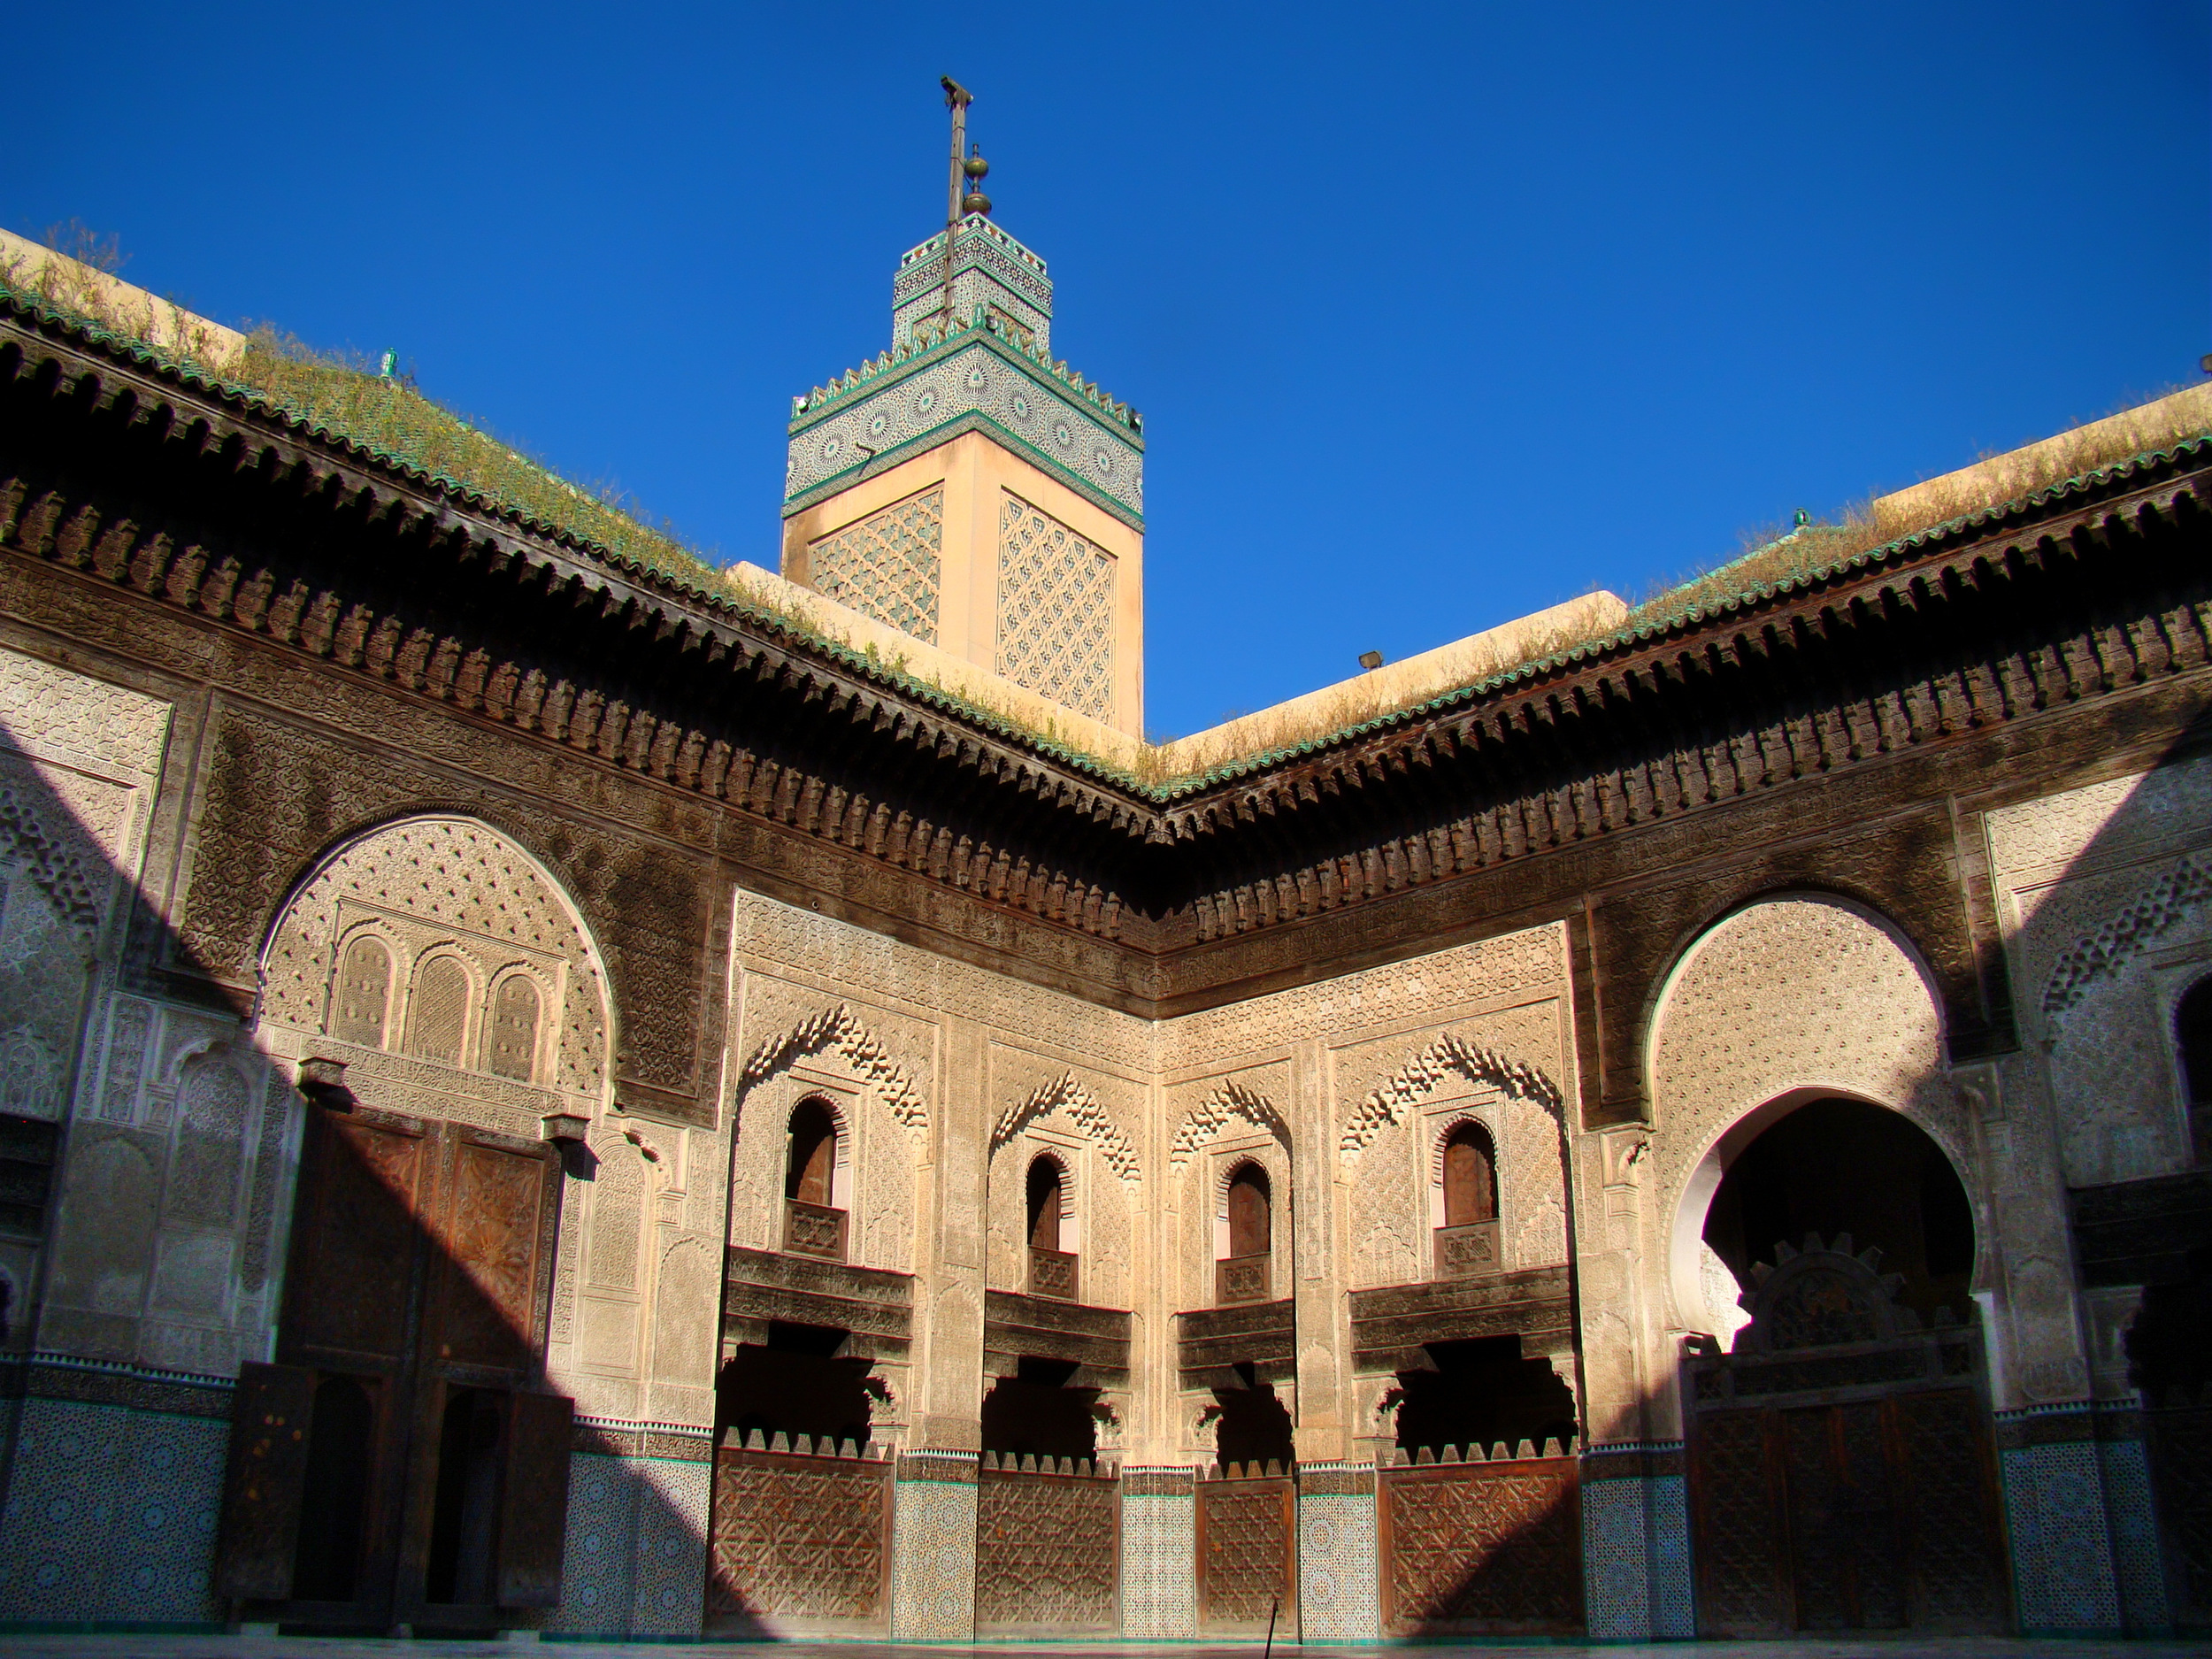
(1892, 1389, 2008, 1630)
(1690, 1407, 1789, 1636)
(393, 1122, 565, 1628)
(1692, 1393, 2005, 1637)
(215, 1103, 565, 1629)
(1779, 1402, 1906, 1630)
(705, 1442, 895, 1635)
(2146, 1402, 2212, 1628)
(1195, 1472, 1294, 1635)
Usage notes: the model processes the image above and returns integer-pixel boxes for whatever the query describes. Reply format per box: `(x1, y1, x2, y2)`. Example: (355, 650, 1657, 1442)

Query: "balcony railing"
(1029, 1245, 1079, 1301)
(1216, 1251, 1270, 1305)
(1433, 1219, 1501, 1279)
(783, 1198, 848, 1262)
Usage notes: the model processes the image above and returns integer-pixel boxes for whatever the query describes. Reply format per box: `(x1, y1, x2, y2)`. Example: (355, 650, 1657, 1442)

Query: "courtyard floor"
(0, 1640, 2202, 1659)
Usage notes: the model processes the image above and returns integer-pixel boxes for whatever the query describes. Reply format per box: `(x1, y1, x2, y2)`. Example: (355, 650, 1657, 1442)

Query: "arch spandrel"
(258, 814, 614, 1110)
(1647, 893, 1970, 1342)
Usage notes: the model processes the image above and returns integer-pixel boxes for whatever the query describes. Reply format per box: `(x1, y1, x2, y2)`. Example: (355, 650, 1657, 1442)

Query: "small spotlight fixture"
(1358, 650, 1384, 672)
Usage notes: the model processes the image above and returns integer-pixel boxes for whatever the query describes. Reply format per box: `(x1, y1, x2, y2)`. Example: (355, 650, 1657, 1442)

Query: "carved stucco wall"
(726, 888, 1154, 1452)
(727, 990, 933, 1275)
(1989, 757, 2212, 1187)
(1983, 755, 2212, 1398)
(1635, 891, 2087, 1417)
(0, 646, 279, 1377)
(983, 1058, 1141, 1314)
(1159, 921, 1577, 1463)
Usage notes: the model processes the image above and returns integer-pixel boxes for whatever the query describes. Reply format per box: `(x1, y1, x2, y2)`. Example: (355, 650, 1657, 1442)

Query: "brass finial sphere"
(964, 151, 990, 180)
(963, 190, 993, 215)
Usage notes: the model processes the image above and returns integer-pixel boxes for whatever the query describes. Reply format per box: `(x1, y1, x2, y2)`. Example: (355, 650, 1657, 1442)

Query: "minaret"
(780, 83, 1145, 737)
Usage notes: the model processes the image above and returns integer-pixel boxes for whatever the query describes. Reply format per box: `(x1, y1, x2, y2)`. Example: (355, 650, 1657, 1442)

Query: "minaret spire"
(939, 77, 972, 334)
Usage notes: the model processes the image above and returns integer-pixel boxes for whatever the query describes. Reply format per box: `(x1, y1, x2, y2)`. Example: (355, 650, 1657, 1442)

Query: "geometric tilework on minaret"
(780, 190, 1147, 736)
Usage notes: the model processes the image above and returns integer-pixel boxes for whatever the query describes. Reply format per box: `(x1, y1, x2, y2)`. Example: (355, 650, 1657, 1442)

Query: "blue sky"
(9, 3, 2204, 738)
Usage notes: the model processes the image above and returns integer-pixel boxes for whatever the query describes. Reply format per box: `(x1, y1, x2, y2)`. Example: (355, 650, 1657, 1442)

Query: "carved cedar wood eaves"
(5, 302, 2212, 1100)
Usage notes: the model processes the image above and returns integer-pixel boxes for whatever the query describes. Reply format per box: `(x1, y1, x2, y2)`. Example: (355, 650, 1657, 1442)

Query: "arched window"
(787, 1100, 837, 1204)
(1026, 1155, 1076, 1299)
(485, 975, 541, 1082)
(1228, 1163, 1271, 1256)
(1219, 1162, 1271, 1304)
(331, 936, 392, 1048)
(1027, 1156, 1064, 1251)
(1442, 1122, 1498, 1226)
(405, 956, 471, 1066)
(783, 1099, 845, 1260)
(2177, 977, 2212, 1164)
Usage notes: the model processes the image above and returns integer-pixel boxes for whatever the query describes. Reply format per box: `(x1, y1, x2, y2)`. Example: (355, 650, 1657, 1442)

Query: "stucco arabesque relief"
(1334, 1012, 1574, 1294)
(1986, 754, 2212, 1190)
(1631, 893, 2117, 1405)
(726, 986, 935, 1277)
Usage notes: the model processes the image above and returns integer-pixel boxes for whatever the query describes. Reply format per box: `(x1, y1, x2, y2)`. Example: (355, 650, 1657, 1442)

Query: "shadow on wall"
(0, 727, 713, 1638)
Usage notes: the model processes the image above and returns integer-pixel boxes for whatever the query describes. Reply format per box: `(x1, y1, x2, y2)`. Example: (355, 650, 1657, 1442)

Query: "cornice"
(5, 294, 2211, 1015)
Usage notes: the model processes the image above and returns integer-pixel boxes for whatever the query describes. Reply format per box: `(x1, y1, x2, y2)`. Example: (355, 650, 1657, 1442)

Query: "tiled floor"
(0, 1640, 2204, 1659)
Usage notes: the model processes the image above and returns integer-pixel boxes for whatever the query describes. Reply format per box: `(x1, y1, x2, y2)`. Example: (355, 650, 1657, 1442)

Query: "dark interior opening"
(715, 1321, 876, 1448)
(1389, 1335, 1578, 1458)
(2129, 1245, 2212, 1398)
(424, 1386, 505, 1604)
(290, 1373, 375, 1601)
(2176, 977, 2212, 1164)
(1026, 1156, 1063, 1250)
(1210, 1363, 1295, 1470)
(1702, 1095, 1976, 1325)
(980, 1356, 1097, 1461)
(786, 1099, 836, 1205)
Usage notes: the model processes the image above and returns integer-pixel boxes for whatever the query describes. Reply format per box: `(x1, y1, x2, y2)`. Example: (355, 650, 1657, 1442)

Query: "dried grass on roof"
(0, 237, 733, 596)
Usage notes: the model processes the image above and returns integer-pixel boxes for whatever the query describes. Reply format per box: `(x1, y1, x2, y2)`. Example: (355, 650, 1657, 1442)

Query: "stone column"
(1119, 1465, 1198, 1638)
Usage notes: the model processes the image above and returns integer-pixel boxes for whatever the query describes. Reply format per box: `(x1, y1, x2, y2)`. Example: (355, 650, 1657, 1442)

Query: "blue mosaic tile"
(1296, 1486, 1379, 1642)
(2001, 1440, 2122, 1633)
(1119, 1489, 1195, 1639)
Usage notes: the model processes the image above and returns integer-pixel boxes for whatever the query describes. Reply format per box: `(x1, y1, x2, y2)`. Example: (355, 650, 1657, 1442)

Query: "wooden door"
(215, 1104, 567, 1628)
(1690, 1390, 2005, 1636)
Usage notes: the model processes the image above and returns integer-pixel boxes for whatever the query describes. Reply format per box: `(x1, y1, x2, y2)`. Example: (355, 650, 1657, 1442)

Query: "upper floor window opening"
(1435, 1119, 1501, 1280)
(2176, 975, 2212, 1164)
(1026, 1153, 1077, 1301)
(1218, 1160, 1271, 1306)
(783, 1097, 846, 1262)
